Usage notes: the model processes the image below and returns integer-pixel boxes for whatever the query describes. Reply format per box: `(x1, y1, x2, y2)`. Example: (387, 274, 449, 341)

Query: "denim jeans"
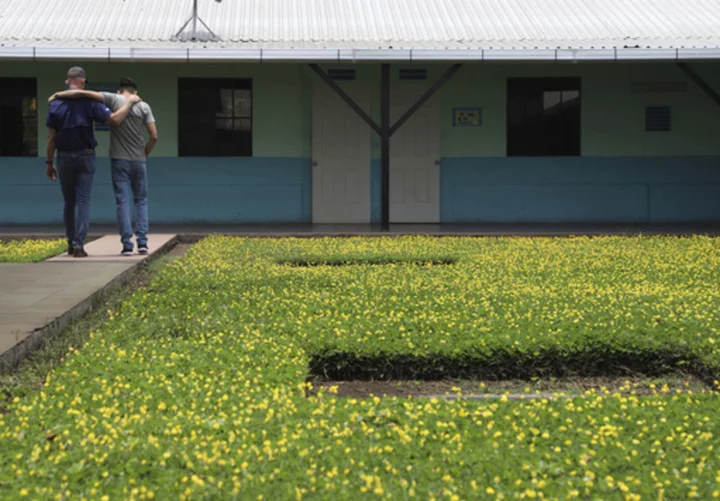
(111, 159, 148, 249)
(56, 150, 96, 249)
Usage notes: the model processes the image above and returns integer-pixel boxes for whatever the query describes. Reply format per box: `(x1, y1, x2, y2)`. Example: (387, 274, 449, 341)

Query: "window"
(0, 78, 38, 157)
(507, 78, 581, 156)
(178, 78, 252, 157)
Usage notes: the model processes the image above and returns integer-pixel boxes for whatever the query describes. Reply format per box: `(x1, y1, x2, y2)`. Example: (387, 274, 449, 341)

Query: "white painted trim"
(1, 45, 720, 62)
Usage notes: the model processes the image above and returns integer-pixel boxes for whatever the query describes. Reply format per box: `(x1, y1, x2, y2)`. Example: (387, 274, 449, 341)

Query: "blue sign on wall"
(88, 82, 118, 131)
(453, 107, 482, 127)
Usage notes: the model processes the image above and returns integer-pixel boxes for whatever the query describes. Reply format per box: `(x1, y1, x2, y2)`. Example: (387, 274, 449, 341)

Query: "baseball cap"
(67, 66, 87, 80)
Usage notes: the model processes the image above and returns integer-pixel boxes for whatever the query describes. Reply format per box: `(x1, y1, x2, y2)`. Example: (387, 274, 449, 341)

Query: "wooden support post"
(381, 64, 391, 231)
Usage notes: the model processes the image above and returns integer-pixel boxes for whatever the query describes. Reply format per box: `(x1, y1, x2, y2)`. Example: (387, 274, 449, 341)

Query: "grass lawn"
(0, 238, 66, 263)
(1, 236, 720, 500)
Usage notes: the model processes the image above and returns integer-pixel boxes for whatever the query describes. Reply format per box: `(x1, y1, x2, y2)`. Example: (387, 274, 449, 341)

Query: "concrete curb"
(0, 235, 178, 371)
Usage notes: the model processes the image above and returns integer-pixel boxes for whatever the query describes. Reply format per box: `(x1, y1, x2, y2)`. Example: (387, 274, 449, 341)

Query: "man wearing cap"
(46, 67, 140, 257)
(50, 76, 158, 256)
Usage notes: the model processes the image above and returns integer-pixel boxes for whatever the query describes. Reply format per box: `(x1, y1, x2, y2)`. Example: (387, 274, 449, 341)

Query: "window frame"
(177, 78, 253, 157)
(0, 77, 38, 157)
(506, 77, 582, 157)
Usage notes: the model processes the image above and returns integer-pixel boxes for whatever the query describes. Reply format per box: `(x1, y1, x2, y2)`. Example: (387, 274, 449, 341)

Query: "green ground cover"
(0, 239, 66, 263)
(1, 236, 720, 500)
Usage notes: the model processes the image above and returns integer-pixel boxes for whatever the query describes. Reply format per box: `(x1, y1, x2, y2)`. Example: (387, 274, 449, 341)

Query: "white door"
(390, 85, 441, 223)
(312, 84, 371, 223)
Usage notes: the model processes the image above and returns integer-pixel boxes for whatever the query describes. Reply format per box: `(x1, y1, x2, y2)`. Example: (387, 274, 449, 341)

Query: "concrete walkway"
(0, 234, 176, 369)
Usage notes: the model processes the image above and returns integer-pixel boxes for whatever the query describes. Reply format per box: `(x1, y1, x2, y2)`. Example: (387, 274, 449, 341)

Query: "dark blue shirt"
(46, 99, 112, 152)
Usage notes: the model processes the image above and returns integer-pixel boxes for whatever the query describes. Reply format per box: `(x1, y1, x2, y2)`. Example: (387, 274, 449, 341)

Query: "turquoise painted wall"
(441, 156, 720, 223)
(0, 157, 311, 224)
(1, 61, 718, 224)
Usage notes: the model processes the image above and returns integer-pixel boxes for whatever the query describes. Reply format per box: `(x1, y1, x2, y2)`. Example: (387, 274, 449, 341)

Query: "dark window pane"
(234, 118, 252, 131)
(0, 78, 37, 157)
(178, 78, 252, 157)
(507, 77, 581, 157)
(217, 89, 234, 118)
(215, 118, 233, 131)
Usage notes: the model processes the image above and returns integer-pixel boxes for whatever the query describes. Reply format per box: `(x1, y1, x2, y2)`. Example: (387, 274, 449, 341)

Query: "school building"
(1, 0, 719, 226)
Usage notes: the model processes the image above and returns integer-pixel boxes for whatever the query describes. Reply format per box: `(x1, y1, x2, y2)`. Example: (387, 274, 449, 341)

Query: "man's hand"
(48, 93, 59, 104)
(127, 94, 142, 105)
(45, 162, 57, 181)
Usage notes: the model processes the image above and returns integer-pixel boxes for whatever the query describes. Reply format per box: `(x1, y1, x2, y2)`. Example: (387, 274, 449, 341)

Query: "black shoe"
(121, 247, 134, 256)
(137, 245, 149, 255)
(67, 244, 73, 255)
(72, 247, 88, 258)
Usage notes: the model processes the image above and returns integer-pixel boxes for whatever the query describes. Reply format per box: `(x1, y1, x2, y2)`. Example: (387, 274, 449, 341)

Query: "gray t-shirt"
(102, 92, 155, 161)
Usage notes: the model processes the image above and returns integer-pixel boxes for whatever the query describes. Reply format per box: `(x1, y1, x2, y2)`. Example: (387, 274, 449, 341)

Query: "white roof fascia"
(483, 49, 557, 61)
(34, 46, 109, 60)
(410, 49, 484, 61)
(2, 45, 720, 63)
(615, 48, 678, 61)
(555, 48, 617, 62)
(189, 48, 261, 62)
(677, 48, 720, 60)
(261, 49, 340, 62)
(339, 49, 413, 62)
(127, 48, 189, 61)
(0, 46, 34, 59)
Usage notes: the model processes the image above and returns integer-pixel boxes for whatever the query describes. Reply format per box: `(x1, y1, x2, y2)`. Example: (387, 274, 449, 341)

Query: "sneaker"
(121, 248, 134, 256)
(67, 244, 73, 255)
(137, 245, 149, 255)
(72, 247, 88, 258)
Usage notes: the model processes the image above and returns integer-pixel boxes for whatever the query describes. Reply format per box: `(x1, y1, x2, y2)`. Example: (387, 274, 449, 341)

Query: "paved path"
(48, 234, 175, 263)
(0, 234, 176, 369)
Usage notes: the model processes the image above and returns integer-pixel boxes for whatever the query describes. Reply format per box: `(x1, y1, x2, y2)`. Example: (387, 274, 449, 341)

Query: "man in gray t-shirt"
(51, 77, 158, 255)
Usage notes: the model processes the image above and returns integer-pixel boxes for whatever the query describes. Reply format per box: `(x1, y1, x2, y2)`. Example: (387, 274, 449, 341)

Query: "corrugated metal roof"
(1, 0, 719, 59)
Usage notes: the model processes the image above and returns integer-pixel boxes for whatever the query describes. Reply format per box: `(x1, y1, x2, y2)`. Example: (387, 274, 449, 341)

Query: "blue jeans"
(111, 160, 148, 249)
(57, 150, 96, 249)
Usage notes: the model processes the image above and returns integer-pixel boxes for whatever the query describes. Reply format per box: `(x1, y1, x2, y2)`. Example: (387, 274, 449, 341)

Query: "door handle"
(312, 161, 319, 167)
(434, 159, 441, 166)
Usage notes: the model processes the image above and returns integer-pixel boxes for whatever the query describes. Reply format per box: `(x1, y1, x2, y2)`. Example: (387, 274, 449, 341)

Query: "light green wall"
(2, 61, 719, 159)
(439, 62, 720, 157)
(0, 62, 312, 158)
(309, 62, 720, 158)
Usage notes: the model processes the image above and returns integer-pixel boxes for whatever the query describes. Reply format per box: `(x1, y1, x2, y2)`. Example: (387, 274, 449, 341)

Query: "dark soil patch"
(309, 350, 709, 381)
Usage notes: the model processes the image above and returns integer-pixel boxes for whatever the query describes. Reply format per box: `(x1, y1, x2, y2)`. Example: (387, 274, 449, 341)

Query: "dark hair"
(119, 76, 138, 93)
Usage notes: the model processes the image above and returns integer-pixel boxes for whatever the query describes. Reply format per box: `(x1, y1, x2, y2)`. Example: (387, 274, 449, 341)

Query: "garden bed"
(1, 235, 720, 499)
(0, 238, 67, 262)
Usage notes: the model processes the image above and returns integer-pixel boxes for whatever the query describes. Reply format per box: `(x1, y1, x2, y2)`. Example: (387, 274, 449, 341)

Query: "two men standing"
(47, 67, 158, 257)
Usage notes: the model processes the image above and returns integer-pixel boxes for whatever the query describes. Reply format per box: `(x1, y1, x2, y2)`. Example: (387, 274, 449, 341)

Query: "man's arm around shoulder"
(106, 95, 142, 127)
(48, 90, 104, 103)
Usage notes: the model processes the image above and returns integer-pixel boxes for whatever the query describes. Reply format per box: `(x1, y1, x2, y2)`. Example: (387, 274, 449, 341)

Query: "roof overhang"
(1, 46, 720, 63)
